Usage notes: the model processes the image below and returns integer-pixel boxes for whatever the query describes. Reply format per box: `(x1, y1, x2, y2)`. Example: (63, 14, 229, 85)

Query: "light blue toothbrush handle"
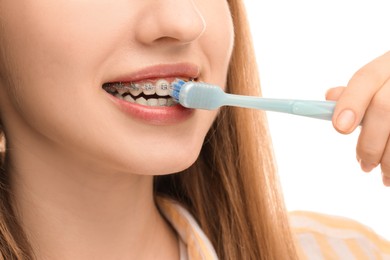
(223, 94, 336, 121)
(289, 100, 336, 121)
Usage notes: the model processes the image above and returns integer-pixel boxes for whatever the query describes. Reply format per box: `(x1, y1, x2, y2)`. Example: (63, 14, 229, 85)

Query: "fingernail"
(360, 161, 376, 173)
(336, 109, 356, 132)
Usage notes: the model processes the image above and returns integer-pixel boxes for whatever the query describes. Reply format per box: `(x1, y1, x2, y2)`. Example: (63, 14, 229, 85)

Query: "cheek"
(0, 1, 131, 87)
(0, 1, 128, 145)
(200, 0, 235, 85)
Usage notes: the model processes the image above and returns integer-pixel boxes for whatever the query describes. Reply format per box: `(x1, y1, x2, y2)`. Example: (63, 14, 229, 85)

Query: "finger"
(325, 86, 346, 101)
(332, 51, 390, 134)
(381, 140, 390, 187)
(382, 174, 390, 187)
(356, 78, 390, 172)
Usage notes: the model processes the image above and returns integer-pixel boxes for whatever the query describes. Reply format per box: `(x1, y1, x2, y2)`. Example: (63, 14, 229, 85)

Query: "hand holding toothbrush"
(171, 51, 390, 186)
(325, 51, 390, 186)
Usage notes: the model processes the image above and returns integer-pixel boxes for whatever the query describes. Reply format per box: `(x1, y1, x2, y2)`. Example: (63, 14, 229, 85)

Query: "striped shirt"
(157, 197, 218, 259)
(157, 197, 390, 260)
(291, 211, 390, 260)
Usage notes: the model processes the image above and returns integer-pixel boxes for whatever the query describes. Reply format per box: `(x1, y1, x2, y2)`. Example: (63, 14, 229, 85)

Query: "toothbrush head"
(170, 79, 186, 103)
(169, 79, 223, 110)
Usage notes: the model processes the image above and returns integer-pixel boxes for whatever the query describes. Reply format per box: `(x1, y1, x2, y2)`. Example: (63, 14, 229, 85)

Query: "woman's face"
(0, 0, 234, 175)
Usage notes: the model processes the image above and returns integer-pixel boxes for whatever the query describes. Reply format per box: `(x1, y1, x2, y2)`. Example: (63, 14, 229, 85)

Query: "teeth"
(147, 98, 158, 106)
(104, 78, 188, 107)
(158, 98, 167, 106)
(108, 79, 181, 97)
(124, 95, 135, 103)
(142, 82, 155, 95)
(117, 86, 127, 95)
(129, 83, 142, 97)
(167, 99, 174, 106)
(155, 79, 170, 96)
(135, 97, 147, 106)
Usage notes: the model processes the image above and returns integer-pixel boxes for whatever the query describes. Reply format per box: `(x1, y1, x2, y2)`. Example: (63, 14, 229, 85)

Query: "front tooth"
(142, 82, 155, 95)
(156, 79, 170, 96)
(129, 83, 142, 97)
(147, 98, 158, 106)
(135, 97, 147, 106)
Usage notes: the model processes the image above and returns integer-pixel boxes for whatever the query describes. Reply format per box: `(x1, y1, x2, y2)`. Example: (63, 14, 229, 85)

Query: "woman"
(0, 0, 389, 259)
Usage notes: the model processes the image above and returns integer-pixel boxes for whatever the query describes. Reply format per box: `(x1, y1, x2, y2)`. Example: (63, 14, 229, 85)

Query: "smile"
(102, 78, 192, 107)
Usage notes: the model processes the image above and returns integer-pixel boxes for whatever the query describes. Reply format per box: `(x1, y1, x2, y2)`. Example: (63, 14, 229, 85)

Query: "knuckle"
(350, 67, 381, 84)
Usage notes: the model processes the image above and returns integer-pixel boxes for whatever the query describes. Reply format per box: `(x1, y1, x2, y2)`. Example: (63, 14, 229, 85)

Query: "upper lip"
(105, 62, 200, 84)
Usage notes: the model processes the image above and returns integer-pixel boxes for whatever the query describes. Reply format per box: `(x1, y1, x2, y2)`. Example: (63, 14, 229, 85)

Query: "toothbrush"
(170, 80, 336, 121)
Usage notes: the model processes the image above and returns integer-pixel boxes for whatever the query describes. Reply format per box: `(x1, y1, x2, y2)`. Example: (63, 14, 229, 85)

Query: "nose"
(134, 0, 206, 45)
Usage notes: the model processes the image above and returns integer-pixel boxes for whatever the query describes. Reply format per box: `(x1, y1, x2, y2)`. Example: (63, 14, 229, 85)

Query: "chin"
(142, 148, 202, 176)
(91, 110, 214, 176)
(125, 140, 203, 176)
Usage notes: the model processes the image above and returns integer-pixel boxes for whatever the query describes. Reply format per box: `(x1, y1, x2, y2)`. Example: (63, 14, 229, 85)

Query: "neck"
(8, 141, 179, 259)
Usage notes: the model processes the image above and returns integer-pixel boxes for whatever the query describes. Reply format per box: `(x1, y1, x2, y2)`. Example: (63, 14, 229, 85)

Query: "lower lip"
(106, 93, 194, 125)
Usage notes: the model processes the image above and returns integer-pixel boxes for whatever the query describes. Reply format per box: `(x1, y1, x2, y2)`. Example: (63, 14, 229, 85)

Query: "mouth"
(102, 78, 196, 107)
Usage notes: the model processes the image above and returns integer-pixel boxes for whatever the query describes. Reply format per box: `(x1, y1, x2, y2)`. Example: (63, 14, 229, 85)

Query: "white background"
(244, 0, 390, 239)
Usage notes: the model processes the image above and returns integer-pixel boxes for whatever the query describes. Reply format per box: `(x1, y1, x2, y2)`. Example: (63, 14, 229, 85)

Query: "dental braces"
(109, 81, 172, 92)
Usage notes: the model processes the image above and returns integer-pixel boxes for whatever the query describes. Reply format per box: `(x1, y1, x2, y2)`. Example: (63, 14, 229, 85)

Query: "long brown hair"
(155, 0, 298, 259)
(0, 0, 298, 259)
